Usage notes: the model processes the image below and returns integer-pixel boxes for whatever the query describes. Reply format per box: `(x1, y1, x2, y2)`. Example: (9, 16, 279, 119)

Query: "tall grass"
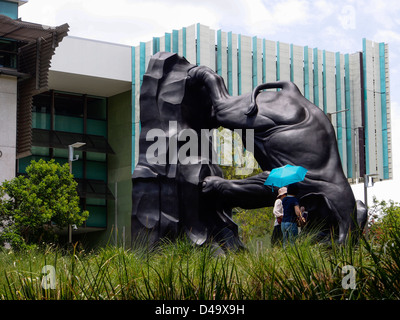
(0, 229, 399, 300)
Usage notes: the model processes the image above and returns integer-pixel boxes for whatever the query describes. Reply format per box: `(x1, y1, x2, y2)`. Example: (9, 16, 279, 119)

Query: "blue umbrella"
(264, 164, 308, 191)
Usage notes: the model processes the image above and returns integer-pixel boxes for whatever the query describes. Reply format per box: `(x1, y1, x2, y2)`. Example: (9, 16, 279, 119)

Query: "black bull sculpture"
(131, 52, 367, 249)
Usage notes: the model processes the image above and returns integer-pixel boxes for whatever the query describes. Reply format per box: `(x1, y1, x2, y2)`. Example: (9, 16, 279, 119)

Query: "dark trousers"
(271, 224, 283, 246)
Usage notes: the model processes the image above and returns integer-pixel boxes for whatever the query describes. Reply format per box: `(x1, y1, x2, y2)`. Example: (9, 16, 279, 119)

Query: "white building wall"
(231, 33, 238, 96)
(185, 24, 196, 64)
(219, 31, 228, 85)
(292, 44, 304, 95)
(264, 40, 276, 83)
(240, 35, 252, 94)
(0, 75, 17, 183)
(279, 42, 290, 81)
(325, 51, 337, 132)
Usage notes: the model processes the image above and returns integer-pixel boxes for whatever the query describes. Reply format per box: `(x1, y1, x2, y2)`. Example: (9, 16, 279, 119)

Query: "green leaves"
(0, 159, 89, 249)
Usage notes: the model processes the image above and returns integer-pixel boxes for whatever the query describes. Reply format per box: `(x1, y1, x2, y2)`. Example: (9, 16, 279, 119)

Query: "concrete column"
(0, 75, 17, 183)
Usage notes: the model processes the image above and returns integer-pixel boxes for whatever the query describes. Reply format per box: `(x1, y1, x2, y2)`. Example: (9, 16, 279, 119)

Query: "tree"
(0, 159, 89, 249)
(369, 197, 400, 244)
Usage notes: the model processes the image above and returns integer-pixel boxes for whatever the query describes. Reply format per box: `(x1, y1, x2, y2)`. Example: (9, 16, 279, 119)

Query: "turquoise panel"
(262, 39, 266, 83)
(86, 151, 106, 162)
(238, 34, 242, 95)
(54, 115, 83, 133)
(0, 1, 18, 19)
(153, 37, 160, 54)
(32, 112, 51, 130)
(165, 33, 171, 52)
(182, 27, 187, 57)
(313, 48, 319, 107)
(86, 161, 107, 182)
(87, 119, 107, 137)
(172, 30, 179, 53)
(139, 42, 146, 85)
(31, 146, 50, 157)
(86, 198, 106, 206)
(217, 30, 222, 76)
(196, 23, 200, 65)
(276, 41, 280, 81)
(323, 50, 327, 114)
(85, 205, 107, 228)
(18, 156, 50, 174)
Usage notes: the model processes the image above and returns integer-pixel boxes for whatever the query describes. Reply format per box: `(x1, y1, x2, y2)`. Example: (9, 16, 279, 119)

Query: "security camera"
(72, 224, 78, 231)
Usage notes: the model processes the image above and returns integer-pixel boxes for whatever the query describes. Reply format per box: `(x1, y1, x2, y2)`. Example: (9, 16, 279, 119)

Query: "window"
(0, 38, 18, 69)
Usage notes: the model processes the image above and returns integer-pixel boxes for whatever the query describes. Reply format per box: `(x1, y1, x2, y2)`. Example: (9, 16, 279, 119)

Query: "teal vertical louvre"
(165, 33, 171, 52)
(313, 48, 319, 107)
(262, 39, 266, 83)
(196, 23, 200, 65)
(172, 30, 179, 53)
(217, 30, 222, 76)
(238, 34, 242, 95)
(323, 50, 327, 114)
(153, 37, 160, 55)
(182, 27, 187, 58)
(276, 41, 280, 81)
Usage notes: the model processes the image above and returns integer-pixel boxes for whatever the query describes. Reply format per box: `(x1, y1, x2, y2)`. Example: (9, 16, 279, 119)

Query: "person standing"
(271, 187, 287, 246)
(281, 183, 302, 248)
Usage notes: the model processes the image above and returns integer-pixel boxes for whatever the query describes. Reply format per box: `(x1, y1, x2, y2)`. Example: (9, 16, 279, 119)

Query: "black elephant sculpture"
(131, 51, 367, 250)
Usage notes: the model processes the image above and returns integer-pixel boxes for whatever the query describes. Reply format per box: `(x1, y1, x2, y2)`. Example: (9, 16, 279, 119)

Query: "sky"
(17, 0, 400, 206)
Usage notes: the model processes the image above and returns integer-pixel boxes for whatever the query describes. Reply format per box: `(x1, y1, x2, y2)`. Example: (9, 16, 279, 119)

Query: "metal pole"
(115, 181, 118, 246)
(364, 174, 369, 238)
(68, 149, 73, 244)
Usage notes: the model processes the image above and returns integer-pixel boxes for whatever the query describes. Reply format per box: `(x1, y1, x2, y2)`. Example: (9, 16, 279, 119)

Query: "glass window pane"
(54, 92, 83, 118)
(87, 96, 106, 120)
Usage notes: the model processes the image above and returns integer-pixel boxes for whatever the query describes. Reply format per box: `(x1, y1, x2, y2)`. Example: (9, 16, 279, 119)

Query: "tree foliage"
(0, 159, 89, 249)
(369, 197, 400, 244)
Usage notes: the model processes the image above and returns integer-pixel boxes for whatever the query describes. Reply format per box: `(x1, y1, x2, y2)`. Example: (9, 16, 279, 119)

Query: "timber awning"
(0, 14, 69, 158)
(76, 179, 115, 200)
(32, 128, 115, 154)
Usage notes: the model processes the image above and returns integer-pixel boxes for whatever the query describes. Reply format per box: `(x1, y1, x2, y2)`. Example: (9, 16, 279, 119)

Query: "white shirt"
(273, 198, 284, 226)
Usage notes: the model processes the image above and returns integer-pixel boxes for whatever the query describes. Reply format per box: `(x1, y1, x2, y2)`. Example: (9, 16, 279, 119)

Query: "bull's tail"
(246, 81, 300, 116)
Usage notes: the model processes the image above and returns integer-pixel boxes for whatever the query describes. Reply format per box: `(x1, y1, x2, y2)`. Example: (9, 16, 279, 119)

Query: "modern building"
(0, 1, 391, 247)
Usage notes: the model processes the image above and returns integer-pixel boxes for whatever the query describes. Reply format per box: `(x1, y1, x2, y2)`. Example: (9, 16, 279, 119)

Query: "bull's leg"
(202, 171, 277, 210)
(301, 178, 360, 244)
